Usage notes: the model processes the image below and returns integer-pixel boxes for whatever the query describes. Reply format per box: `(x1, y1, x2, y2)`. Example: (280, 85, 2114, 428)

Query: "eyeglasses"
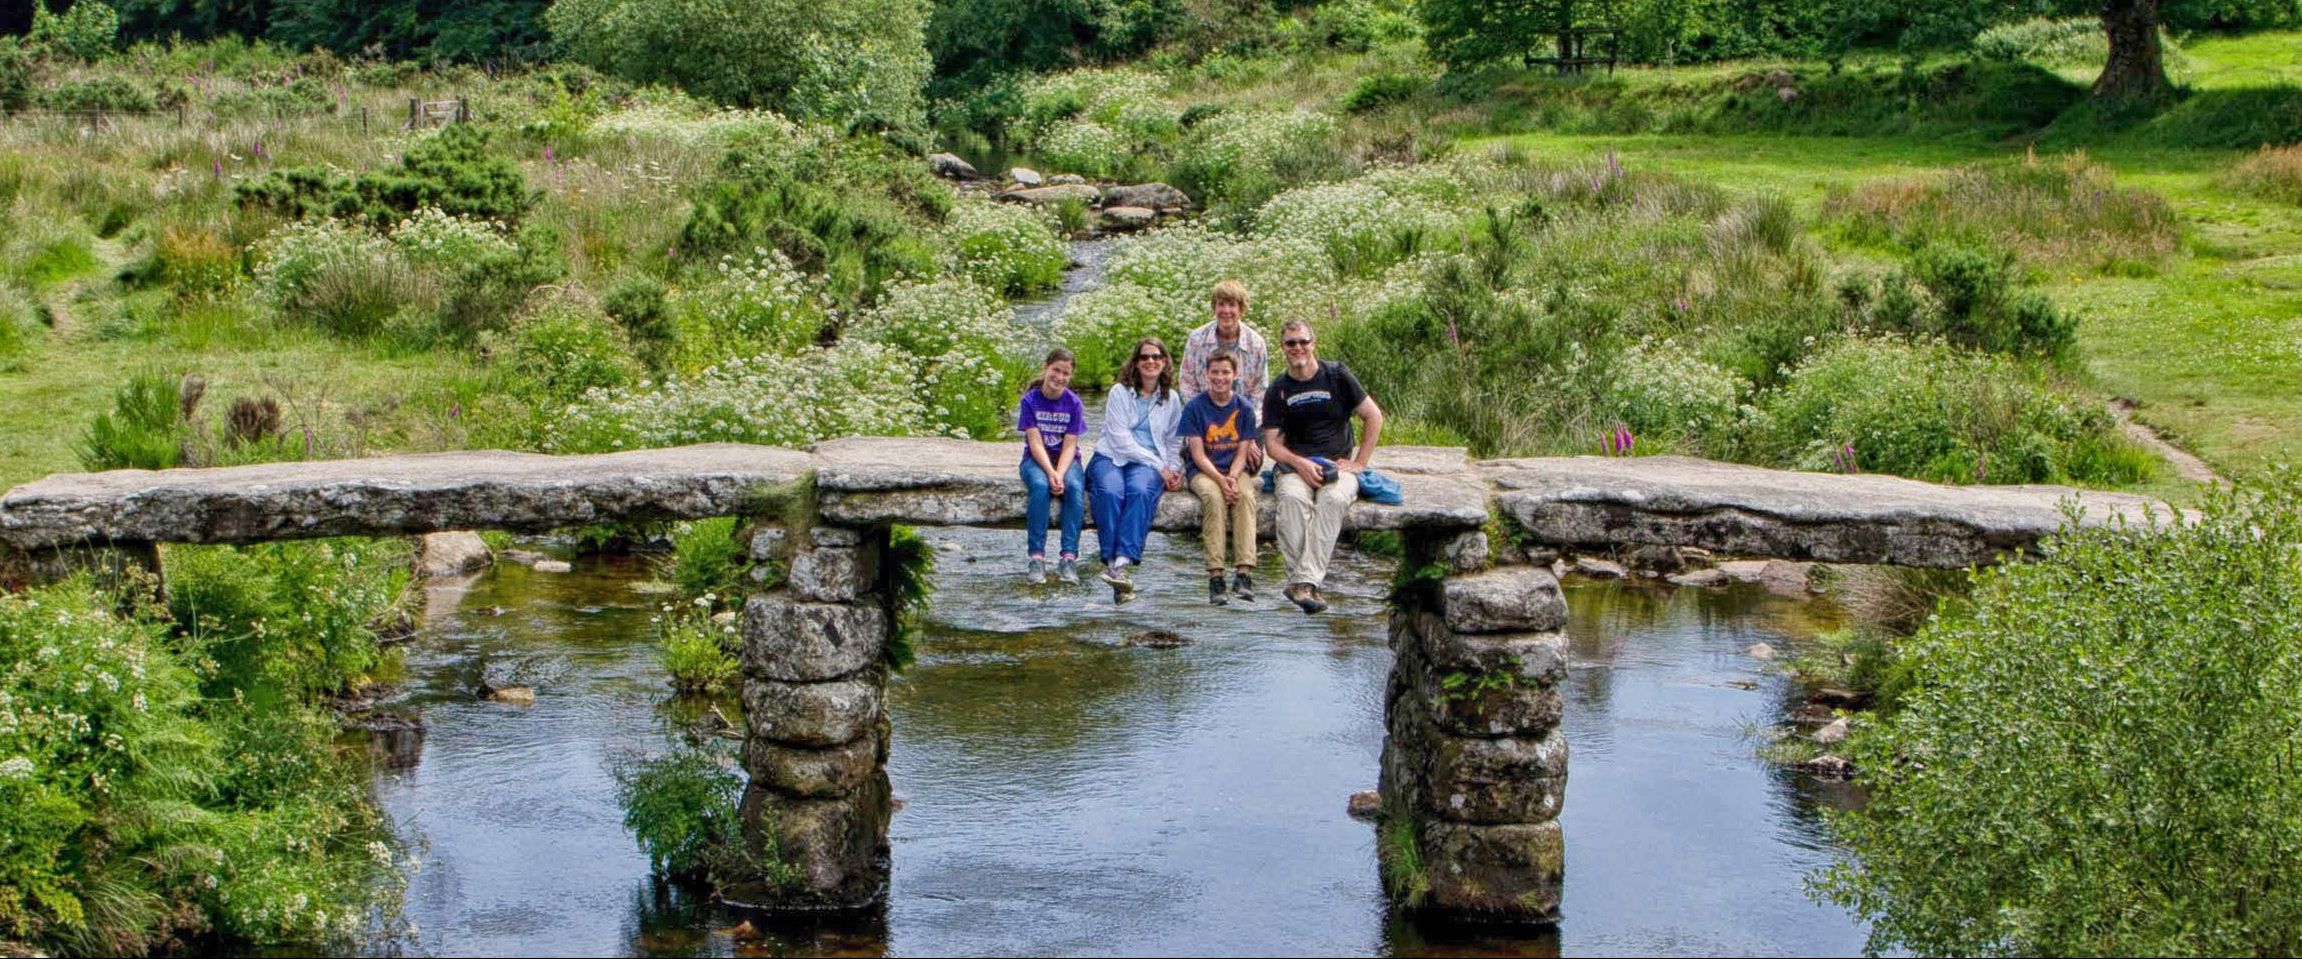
(1282, 338, 1313, 347)
(1136, 353, 1166, 361)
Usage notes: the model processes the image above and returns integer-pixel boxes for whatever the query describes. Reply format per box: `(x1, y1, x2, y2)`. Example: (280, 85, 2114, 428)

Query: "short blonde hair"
(1210, 279, 1250, 310)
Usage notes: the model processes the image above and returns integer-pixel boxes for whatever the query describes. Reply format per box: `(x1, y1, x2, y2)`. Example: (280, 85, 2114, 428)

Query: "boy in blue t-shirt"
(1180, 352, 1259, 604)
(1018, 348, 1087, 584)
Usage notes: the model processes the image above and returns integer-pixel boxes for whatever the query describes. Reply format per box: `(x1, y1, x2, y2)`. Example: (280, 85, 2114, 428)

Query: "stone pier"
(1381, 530, 1572, 921)
(731, 523, 896, 909)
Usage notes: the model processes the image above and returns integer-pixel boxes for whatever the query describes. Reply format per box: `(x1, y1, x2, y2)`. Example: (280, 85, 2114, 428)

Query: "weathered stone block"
(788, 544, 880, 604)
(750, 526, 787, 562)
(741, 594, 887, 682)
(808, 526, 861, 548)
(415, 530, 491, 578)
(1440, 566, 1567, 634)
(745, 731, 881, 798)
(1422, 668, 1566, 740)
(1438, 531, 1489, 574)
(1423, 731, 1568, 824)
(1418, 819, 1564, 920)
(1418, 628, 1569, 683)
(742, 672, 885, 747)
(732, 774, 891, 910)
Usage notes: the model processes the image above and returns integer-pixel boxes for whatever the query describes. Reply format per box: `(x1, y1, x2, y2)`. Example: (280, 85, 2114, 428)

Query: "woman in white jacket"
(1086, 336, 1184, 596)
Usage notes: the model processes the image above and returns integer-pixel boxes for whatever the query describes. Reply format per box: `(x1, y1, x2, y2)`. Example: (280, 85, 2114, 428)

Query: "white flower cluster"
(588, 96, 809, 153)
(1606, 337, 1744, 438)
(545, 341, 937, 452)
(1191, 109, 1339, 180)
(668, 248, 833, 372)
(387, 207, 515, 267)
(942, 199, 1067, 295)
(250, 217, 394, 308)
(1037, 120, 1129, 178)
(1010, 67, 1180, 168)
(1256, 171, 1463, 255)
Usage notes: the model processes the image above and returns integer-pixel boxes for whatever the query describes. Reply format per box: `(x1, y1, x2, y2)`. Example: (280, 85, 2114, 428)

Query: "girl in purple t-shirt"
(1018, 348, 1087, 584)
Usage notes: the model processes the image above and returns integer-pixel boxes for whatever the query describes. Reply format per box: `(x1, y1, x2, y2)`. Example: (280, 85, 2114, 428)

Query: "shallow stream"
(369, 531, 1870, 957)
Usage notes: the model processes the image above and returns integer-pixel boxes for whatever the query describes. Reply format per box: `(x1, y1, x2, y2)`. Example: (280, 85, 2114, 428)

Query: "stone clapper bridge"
(0, 438, 2171, 921)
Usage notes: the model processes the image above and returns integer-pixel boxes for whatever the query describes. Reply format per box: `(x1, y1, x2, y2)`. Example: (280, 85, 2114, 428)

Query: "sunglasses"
(1136, 352, 1166, 361)
(1282, 338, 1313, 347)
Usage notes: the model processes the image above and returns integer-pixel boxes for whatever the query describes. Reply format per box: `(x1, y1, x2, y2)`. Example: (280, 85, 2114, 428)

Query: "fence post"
(408, 97, 419, 130)
(361, 106, 369, 135)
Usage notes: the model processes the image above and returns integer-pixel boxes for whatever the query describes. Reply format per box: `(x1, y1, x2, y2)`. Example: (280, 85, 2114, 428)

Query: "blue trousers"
(1086, 455, 1164, 565)
(1020, 459, 1086, 558)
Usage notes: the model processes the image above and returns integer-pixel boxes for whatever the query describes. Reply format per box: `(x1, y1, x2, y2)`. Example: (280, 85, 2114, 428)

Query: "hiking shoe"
(1024, 558, 1048, 584)
(1056, 557, 1080, 584)
(1231, 571, 1255, 601)
(1288, 583, 1329, 614)
(1100, 559, 1134, 592)
(1209, 575, 1229, 606)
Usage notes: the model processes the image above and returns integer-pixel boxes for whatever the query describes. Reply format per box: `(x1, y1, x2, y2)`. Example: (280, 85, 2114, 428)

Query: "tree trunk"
(2095, 0, 2171, 101)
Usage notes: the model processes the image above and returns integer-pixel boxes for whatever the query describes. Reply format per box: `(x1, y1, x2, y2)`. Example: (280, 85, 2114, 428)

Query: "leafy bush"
(487, 291, 644, 403)
(1754, 335, 2148, 486)
(237, 125, 535, 225)
(0, 572, 402, 955)
(612, 742, 745, 880)
(665, 249, 834, 373)
(943, 199, 1065, 296)
(849, 276, 1030, 437)
(652, 597, 739, 693)
(603, 273, 675, 367)
(78, 371, 188, 471)
(1173, 108, 1349, 221)
(29, 0, 120, 60)
(1605, 336, 1741, 448)
(251, 217, 418, 338)
(165, 538, 410, 702)
(2223, 143, 2302, 205)
(676, 143, 941, 308)
(665, 516, 751, 603)
(1971, 17, 2107, 66)
(1341, 72, 1428, 113)
(1817, 471, 2302, 956)
(36, 75, 155, 113)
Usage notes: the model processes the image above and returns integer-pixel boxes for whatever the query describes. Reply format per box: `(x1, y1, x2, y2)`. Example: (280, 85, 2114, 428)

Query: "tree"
(548, 0, 931, 131)
(2095, 0, 2170, 100)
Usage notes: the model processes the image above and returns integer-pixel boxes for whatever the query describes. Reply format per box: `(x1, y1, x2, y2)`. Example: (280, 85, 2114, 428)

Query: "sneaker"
(1100, 559, 1135, 592)
(1231, 571, 1255, 601)
(1288, 583, 1329, 614)
(1056, 557, 1080, 584)
(1024, 558, 1048, 584)
(1208, 575, 1229, 606)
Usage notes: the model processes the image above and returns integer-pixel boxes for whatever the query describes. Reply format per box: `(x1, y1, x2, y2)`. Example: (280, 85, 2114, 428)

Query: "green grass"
(1457, 119, 2302, 483)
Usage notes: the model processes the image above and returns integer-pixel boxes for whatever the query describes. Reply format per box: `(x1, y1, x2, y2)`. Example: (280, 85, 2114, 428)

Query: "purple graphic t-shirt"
(1017, 387, 1087, 463)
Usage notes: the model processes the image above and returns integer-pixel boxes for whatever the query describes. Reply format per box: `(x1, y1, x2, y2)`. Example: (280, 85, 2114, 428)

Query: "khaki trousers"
(1189, 473, 1258, 572)
(1275, 469, 1357, 587)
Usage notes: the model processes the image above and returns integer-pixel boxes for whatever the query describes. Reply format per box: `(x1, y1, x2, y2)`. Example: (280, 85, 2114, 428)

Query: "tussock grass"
(1826, 150, 2179, 274)
(2223, 143, 2302, 204)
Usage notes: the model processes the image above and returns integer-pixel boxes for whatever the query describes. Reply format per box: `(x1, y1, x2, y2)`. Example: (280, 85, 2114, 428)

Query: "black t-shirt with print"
(1261, 360, 1368, 460)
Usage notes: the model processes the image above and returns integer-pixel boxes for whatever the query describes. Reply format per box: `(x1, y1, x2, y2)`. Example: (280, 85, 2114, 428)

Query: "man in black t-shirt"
(1260, 319, 1384, 614)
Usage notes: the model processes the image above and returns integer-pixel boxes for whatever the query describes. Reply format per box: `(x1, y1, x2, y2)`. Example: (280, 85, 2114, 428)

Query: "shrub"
(1036, 119, 1131, 178)
(78, 371, 188, 471)
(237, 125, 535, 224)
(1817, 472, 2302, 956)
(850, 276, 1030, 437)
(1971, 17, 2106, 67)
(1174, 108, 1349, 220)
(251, 218, 419, 338)
(1754, 334, 2147, 486)
(603, 273, 675, 367)
(652, 597, 739, 693)
(548, 0, 931, 130)
(677, 151, 937, 308)
(1865, 241, 2079, 359)
(2223, 143, 2302, 206)
(36, 76, 155, 114)
(488, 291, 644, 402)
(155, 226, 242, 295)
(665, 249, 834, 372)
(943, 199, 1066, 296)
(29, 0, 120, 60)
(612, 742, 746, 880)
(0, 572, 402, 955)
(1605, 336, 1742, 449)
(165, 538, 410, 702)
(1341, 72, 1428, 113)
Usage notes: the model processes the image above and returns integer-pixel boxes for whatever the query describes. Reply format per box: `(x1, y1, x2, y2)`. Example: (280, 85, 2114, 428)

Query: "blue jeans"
(1087, 454, 1164, 565)
(1020, 459, 1086, 558)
